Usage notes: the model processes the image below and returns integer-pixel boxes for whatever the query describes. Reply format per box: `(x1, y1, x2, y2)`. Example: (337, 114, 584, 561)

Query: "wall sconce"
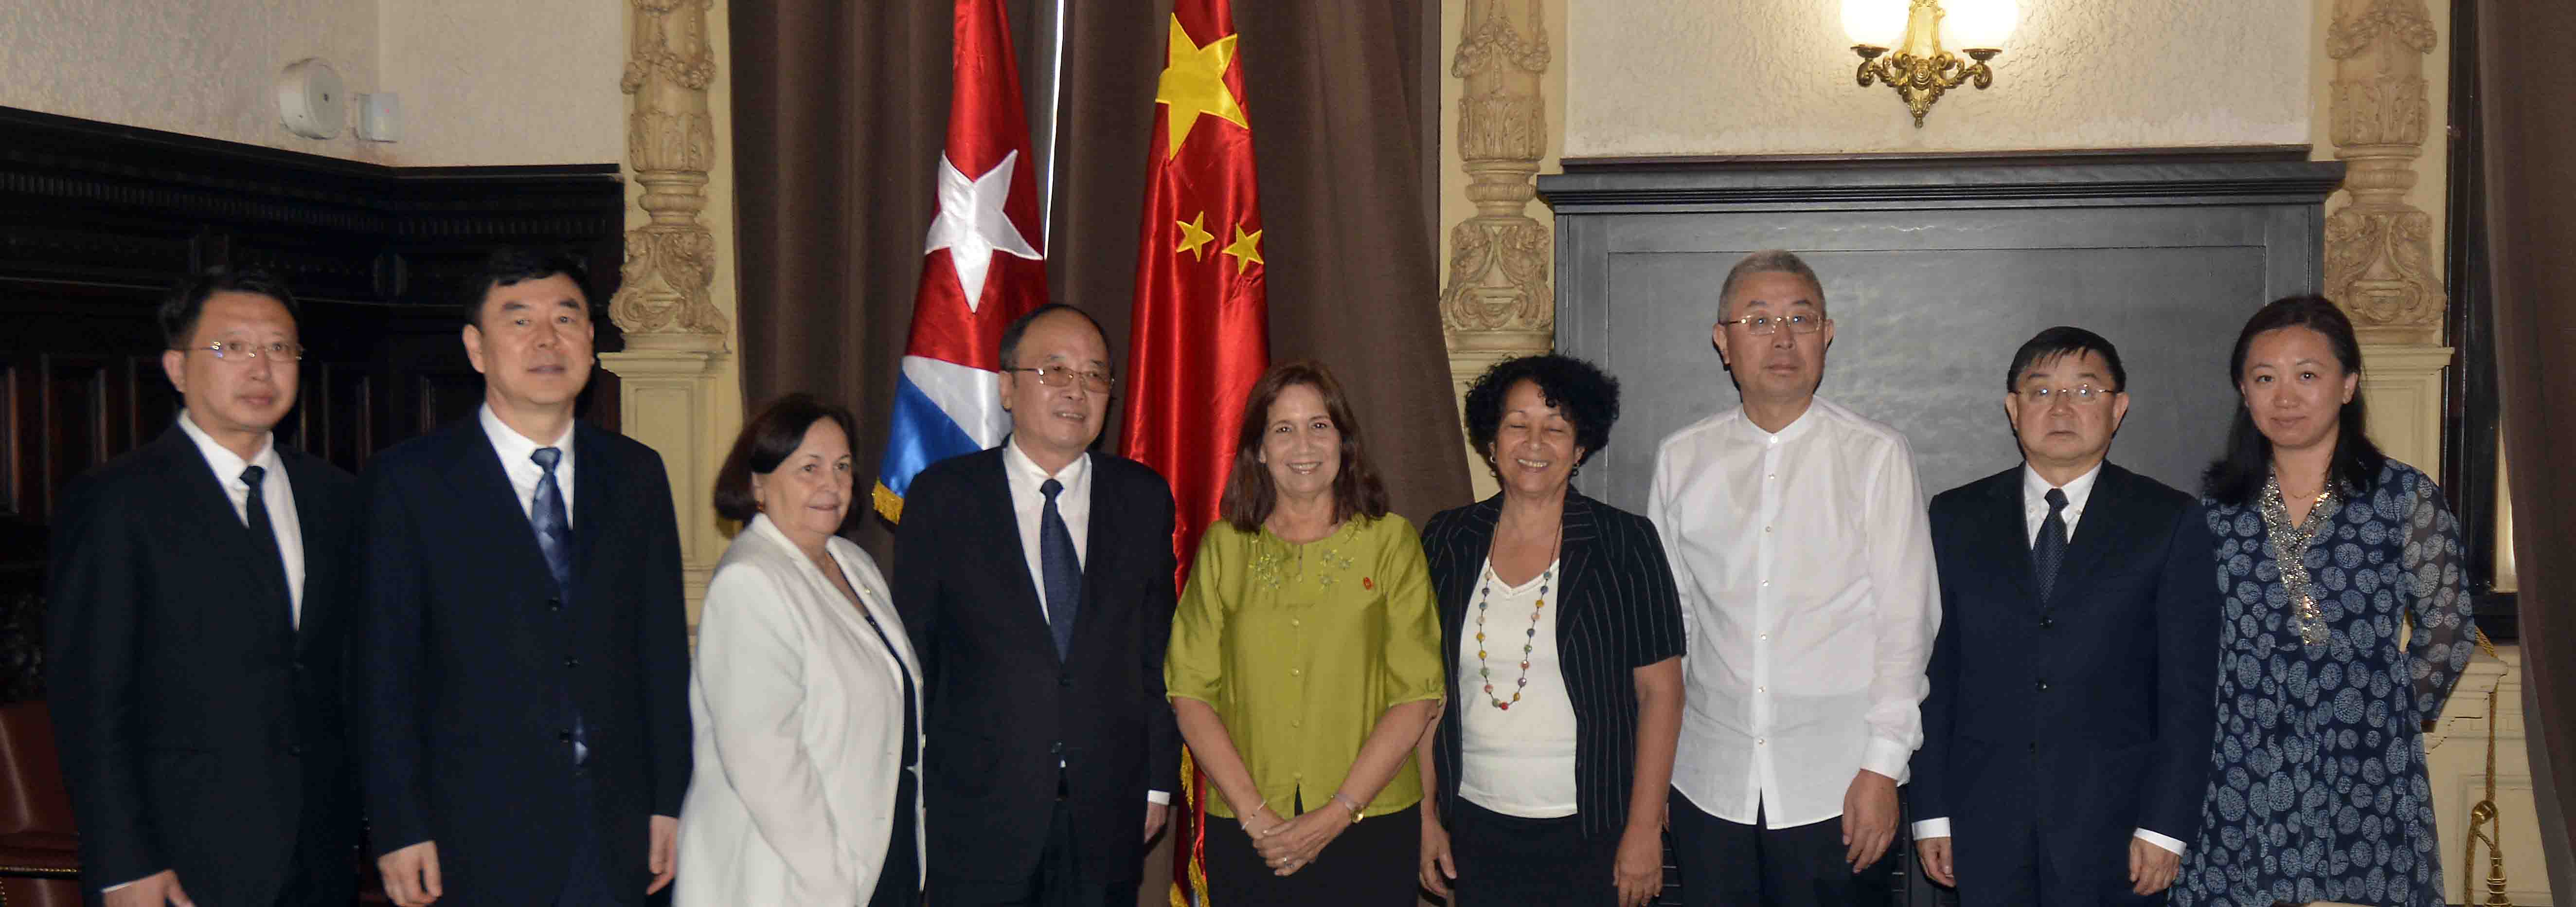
(1843, 0, 2016, 127)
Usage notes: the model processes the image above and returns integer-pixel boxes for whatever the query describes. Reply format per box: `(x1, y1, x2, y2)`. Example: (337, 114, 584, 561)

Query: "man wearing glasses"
(892, 304, 1180, 906)
(1646, 250, 1939, 906)
(48, 270, 362, 906)
(1907, 327, 2219, 905)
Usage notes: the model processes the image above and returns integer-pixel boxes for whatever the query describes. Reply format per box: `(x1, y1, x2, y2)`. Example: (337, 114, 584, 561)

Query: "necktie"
(530, 447, 575, 599)
(1039, 478, 1081, 659)
(2032, 487, 2069, 603)
(240, 465, 294, 628)
(528, 447, 585, 763)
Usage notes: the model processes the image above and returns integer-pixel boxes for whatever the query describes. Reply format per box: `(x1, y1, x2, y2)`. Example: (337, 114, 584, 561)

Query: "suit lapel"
(151, 427, 294, 623)
(282, 449, 332, 652)
(1070, 461, 1118, 658)
(439, 418, 556, 593)
(1989, 473, 2042, 608)
(976, 451, 1057, 657)
(1556, 493, 1601, 628)
(1445, 498, 1503, 651)
(2046, 463, 2129, 610)
(570, 423, 608, 583)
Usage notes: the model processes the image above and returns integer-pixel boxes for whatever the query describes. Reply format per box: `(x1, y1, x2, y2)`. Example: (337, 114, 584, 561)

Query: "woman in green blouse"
(1166, 360, 1446, 904)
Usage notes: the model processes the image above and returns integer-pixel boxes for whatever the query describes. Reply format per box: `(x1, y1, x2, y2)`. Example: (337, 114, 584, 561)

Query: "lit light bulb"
(1942, 0, 2017, 50)
(1841, 0, 1910, 49)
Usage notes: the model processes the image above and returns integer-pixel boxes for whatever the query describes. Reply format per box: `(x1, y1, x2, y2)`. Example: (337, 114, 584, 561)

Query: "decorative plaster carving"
(2324, 0, 2443, 345)
(611, 0, 730, 344)
(1443, 0, 1553, 356)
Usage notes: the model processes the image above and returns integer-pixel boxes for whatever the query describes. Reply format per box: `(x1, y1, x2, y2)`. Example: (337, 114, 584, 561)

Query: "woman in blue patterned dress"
(2174, 295, 2477, 907)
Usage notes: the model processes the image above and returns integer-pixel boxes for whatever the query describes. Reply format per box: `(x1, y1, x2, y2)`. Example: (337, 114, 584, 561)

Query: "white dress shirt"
(1001, 438, 1089, 621)
(1907, 461, 2187, 856)
(1646, 397, 1939, 829)
(480, 404, 576, 525)
(1457, 557, 1579, 819)
(996, 438, 1169, 804)
(176, 410, 305, 625)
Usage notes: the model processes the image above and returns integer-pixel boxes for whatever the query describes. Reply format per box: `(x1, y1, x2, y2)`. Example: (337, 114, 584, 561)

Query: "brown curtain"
(729, 0, 1038, 557)
(1053, 0, 1469, 526)
(737, 0, 1464, 545)
(2477, 0, 2576, 880)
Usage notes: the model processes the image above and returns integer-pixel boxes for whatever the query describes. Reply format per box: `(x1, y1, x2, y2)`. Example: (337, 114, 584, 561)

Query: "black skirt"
(1204, 802, 1420, 907)
(1447, 798, 1620, 907)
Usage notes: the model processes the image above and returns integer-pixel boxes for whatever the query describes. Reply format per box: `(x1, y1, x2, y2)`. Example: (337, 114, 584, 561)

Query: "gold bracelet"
(1331, 792, 1365, 822)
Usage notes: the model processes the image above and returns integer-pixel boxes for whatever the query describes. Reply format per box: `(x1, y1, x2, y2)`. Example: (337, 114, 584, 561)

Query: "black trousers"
(928, 797, 1139, 907)
(1448, 798, 1619, 907)
(1668, 790, 1897, 907)
(1203, 802, 1418, 907)
(1952, 821, 2165, 907)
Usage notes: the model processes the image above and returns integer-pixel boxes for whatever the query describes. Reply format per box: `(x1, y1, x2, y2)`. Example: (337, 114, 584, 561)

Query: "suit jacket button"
(548, 598, 563, 612)
(2034, 679, 2050, 691)
(1051, 741, 1066, 757)
(565, 657, 580, 669)
(2039, 617, 2055, 629)
(1058, 674, 1072, 688)
(559, 730, 575, 743)
(289, 744, 304, 757)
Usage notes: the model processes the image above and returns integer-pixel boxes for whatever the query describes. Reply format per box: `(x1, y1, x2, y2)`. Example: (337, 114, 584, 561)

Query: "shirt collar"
(479, 403, 574, 463)
(175, 409, 279, 479)
(1003, 435, 1090, 492)
(2022, 460, 2106, 514)
(1726, 396, 1825, 447)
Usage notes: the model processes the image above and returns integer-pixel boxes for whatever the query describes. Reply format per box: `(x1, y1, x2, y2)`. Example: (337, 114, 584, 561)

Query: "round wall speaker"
(277, 58, 347, 140)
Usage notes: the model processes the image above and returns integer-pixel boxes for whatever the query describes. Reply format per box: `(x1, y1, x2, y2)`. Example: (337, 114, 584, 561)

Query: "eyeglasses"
(174, 341, 304, 362)
(1003, 366, 1115, 393)
(1717, 313, 1829, 336)
(2018, 384, 2116, 406)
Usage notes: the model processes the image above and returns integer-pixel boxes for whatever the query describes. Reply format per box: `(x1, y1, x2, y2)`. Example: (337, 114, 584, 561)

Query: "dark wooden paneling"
(0, 105, 630, 699)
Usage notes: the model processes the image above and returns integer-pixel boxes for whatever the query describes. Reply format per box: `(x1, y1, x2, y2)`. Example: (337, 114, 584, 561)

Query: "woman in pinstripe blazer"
(1415, 355, 1688, 907)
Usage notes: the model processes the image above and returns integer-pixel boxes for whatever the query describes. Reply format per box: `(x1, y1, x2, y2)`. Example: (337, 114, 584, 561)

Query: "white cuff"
(2133, 827, 2187, 855)
(1859, 736, 1914, 781)
(1911, 817, 1951, 840)
(1147, 790, 1172, 806)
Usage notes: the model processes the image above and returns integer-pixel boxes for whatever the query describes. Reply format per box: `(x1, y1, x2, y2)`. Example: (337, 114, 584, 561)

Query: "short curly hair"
(1462, 354, 1620, 475)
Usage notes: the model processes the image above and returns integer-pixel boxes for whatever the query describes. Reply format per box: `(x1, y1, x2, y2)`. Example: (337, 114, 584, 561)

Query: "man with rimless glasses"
(1646, 250, 1940, 906)
(1909, 327, 2220, 905)
(48, 270, 363, 907)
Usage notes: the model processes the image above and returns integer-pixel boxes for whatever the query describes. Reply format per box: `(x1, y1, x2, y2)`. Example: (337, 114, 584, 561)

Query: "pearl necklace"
(1474, 524, 1561, 711)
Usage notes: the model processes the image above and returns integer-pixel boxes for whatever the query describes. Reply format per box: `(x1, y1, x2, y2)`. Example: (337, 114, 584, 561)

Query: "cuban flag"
(875, 0, 1049, 523)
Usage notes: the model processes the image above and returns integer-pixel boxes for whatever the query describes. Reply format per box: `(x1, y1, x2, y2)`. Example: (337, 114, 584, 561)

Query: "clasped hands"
(1239, 802, 1353, 877)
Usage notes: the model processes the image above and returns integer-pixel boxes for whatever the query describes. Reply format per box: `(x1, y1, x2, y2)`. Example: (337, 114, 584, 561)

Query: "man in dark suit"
(48, 270, 360, 907)
(1909, 327, 2221, 905)
(358, 249, 691, 907)
(893, 304, 1180, 907)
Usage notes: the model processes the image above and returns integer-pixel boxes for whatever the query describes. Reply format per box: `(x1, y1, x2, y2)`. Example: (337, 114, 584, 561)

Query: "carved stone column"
(2325, 0, 2443, 346)
(1442, 0, 1553, 494)
(604, 0, 733, 618)
(2327, 0, 2451, 478)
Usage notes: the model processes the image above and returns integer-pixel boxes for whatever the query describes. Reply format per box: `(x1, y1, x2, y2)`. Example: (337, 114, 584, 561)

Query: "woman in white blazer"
(678, 394, 925, 907)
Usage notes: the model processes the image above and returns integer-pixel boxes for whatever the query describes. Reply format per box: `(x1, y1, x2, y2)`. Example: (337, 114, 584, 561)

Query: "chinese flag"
(1119, 0, 1269, 902)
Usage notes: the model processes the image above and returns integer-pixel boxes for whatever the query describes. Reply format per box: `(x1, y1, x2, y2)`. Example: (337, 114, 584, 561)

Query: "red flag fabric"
(1120, 1, 1269, 902)
(875, 0, 1049, 523)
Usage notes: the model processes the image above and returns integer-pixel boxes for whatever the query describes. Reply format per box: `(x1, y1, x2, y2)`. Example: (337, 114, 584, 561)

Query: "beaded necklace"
(2259, 475, 2341, 646)
(1474, 522, 1561, 711)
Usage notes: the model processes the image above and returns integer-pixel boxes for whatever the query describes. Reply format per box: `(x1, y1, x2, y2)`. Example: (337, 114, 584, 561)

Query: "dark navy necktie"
(2032, 487, 2069, 603)
(240, 465, 293, 626)
(1039, 478, 1081, 659)
(530, 446, 586, 763)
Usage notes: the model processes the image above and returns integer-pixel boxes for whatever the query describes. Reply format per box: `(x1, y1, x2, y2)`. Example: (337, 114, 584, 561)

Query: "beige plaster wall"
(379, 0, 626, 167)
(0, 0, 623, 167)
(1562, 0, 2313, 157)
(0, 0, 391, 163)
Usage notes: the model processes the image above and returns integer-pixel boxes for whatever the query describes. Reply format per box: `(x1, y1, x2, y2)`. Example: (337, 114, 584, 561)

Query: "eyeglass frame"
(2015, 384, 2120, 406)
(1001, 365, 1116, 393)
(170, 340, 306, 362)
(1715, 313, 1832, 336)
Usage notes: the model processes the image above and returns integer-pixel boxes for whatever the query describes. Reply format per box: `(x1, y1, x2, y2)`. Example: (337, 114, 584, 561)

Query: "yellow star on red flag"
(1154, 16, 1250, 157)
(1175, 212, 1216, 259)
(1222, 225, 1264, 273)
